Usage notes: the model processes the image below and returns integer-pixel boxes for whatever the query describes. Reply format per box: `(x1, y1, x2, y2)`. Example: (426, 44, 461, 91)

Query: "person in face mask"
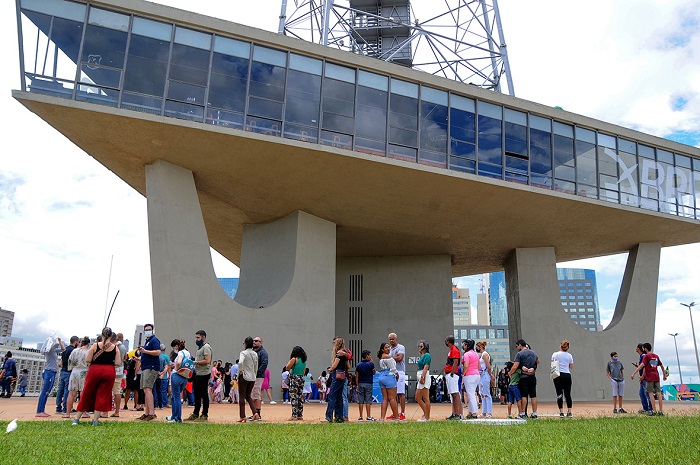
(137, 323, 161, 421)
(607, 351, 626, 414)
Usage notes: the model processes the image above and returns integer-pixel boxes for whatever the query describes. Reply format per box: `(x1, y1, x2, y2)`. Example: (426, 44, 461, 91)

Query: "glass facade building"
(16, 0, 700, 220)
(488, 272, 507, 326)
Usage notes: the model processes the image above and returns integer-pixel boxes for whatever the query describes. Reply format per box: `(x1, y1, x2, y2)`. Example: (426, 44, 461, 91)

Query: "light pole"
(668, 333, 683, 385)
(681, 302, 700, 379)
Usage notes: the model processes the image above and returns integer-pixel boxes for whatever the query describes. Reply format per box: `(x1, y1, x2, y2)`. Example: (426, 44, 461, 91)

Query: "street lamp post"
(668, 333, 683, 385)
(681, 302, 700, 380)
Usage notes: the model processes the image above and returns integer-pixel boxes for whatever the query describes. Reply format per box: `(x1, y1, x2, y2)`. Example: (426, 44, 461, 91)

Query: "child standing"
(355, 350, 376, 421)
(606, 352, 626, 413)
(505, 361, 523, 419)
(18, 369, 28, 397)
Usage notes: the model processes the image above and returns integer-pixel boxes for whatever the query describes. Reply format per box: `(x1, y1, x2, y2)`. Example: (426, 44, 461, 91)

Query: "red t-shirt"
(641, 353, 662, 382)
(445, 345, 460, 373)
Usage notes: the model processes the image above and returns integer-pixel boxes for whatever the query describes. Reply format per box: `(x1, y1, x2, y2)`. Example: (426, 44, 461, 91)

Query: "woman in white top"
(476, 341, 496, 418)
(167, 338, 191, 423)
(237, 336, 259, 422)
(377, 342, 399, 421)
(551, 340, 574, 417)
(64, 337, 90, 418)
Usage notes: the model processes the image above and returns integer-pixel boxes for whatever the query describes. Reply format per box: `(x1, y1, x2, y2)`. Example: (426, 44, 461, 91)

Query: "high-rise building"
(453, 324, 510, 370)
(557, 268, 601, 332)
(0, 338, 46, 396)
(0, 308, 14, 337)
(476, 293, 489, 325)
(487, 269, 601, 331)
(217, 278, 240, 300)
(133, 324, 144, 349)
(452, 285, 471, 326)
(488, 272, 507, 326)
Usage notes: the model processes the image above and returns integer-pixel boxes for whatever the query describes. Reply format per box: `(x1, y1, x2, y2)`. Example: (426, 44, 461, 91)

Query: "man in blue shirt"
(354, 350, 376, 421)
(137, 323, 161, 421)
(36, 337, 65, 416)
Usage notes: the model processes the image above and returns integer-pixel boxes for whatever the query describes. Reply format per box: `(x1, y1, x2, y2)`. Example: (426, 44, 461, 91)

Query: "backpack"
(315, 378, 322, 389)
(177, 350, 195, 378)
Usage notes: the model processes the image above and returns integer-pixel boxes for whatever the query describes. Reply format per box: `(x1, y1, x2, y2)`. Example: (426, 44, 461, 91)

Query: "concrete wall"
(335, 256, 454, 386)
(147, 161, 336, 398)
(505, 245, 660, 402)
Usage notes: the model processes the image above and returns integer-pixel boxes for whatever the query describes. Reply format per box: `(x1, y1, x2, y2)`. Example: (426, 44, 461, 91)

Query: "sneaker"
(619, 408, 627, 413)
(566, 412, 572, 418)
(91, 420, 102, 426)
(386, 414, 396, 420)
(637, 409, 646, 414)
(398, 413, 406, 421)
(334, 418, 344, 423)
(185, 413, 199, 421)
(417, 416, 428, 422)
(656, 411, 664, 416)
(166, 418, 180, 423)
(71, 419, 79, 426)
(195, 414, 208, 422)
(560, 413, 565, 418)
(143, 415, 156, 421)
(358, 417, 364, 422)
(613, 409, 618, 414)
(366, 416, 376, 422)
(445, 413, 456, 420)
(530, 413, 538, 419)
(507, 415, 513, 419)
(517, 413, 527, 419)
(269, 401, 277, 405)
(647, 410, 655, 416)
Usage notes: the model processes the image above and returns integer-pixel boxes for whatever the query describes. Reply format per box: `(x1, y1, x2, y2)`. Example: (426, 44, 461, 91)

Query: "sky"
(1, 0, 700, 383)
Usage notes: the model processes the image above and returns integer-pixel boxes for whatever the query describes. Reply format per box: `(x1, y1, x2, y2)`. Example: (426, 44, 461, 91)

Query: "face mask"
(144, 330, 153, 338)
(196, 339, 204, 348)
(612, 357, 618, 362)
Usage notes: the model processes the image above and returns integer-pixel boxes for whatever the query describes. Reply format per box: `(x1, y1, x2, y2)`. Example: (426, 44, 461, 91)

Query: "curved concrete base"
(147, 160, 336, 387)
(505, 244, 660, 402)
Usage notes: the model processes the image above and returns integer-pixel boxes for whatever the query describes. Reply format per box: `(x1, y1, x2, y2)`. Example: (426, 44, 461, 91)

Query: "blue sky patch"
(665, 130, 700, 147)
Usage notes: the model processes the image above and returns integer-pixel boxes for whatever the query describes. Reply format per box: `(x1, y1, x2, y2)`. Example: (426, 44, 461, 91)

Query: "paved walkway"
(2, 397, 699, 423)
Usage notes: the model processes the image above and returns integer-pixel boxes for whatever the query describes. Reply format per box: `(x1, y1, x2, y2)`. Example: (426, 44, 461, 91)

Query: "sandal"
(237, 418, 247, 423)
(110, 413, 120, 417)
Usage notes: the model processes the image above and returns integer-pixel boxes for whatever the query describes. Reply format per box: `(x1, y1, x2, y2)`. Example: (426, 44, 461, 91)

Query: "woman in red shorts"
(72, 327, 122, 426)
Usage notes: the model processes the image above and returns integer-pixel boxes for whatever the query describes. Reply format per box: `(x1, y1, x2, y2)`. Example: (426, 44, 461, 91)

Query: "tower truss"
(280, 0, 514, 95)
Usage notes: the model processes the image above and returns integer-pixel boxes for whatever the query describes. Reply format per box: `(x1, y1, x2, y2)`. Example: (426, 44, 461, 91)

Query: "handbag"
(335, 370, 346, 381)
(550, 356, 560, 380)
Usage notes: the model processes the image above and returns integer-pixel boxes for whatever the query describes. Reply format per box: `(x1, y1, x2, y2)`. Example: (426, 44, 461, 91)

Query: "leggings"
(553, 372, 572, 409)
(238, 377, 256, 418)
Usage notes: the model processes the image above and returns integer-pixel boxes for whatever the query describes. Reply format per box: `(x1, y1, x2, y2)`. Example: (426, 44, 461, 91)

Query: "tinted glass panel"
(248, 96, 283, 120)
(246, 116, 281, 136)
(249, 62, 286, 102)
(356, 137, 386, 156)
(553, 134, 575, 181)
(205, 109, 244, 129)
(450, 108, 475, 143)
(322, 112, 354, 134)
(285, 70, 320, 127)
(124, 35, 169, 97)
(164, 100, 204, 122)
(81, 24, 127, 69)
(322, 78, 355, 118)
(504, 122, 527, 157)
(420, 102, 447, 153)
(478, 115, 502, 164)
(575, 140, 596, 186)
(170, 43, 209, 86)
(451, 140, 476, 159)
(356, 86, 387, 141)
(530, 128, 552, 175)
(389, 93, 418, 131)
(284, 123, 318, 143)
(388, 144, 417, 162)
(450, 156, 476, 173)
(209, 53, 248, 112)
(121, 92, 162, 115)
(320, 130, 352, 149)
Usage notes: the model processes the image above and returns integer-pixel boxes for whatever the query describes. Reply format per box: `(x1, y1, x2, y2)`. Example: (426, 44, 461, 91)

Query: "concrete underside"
(14, 91, 700, 277)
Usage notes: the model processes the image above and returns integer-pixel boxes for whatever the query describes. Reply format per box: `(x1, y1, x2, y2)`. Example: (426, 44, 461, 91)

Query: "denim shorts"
(508, 385, 522, 403)
(378, 372, 397, 389)
(357, 383, 373, 404)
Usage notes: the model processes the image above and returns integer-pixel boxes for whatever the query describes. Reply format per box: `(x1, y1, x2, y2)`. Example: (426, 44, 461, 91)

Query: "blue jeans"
(155, 378, 168, 408)
(55, 371, 71, 412)
(325, 372, 345, 421)
(170, 373, 188, 421)
(639, 381, 651, 411)
(160, 377, 169, 406)
(37, 369, 57, 413)
(2, 376, 13, 395)
(342, 379, 348, 418)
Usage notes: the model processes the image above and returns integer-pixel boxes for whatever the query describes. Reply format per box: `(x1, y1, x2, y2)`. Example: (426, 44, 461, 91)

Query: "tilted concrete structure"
(12, 0, 700, 400)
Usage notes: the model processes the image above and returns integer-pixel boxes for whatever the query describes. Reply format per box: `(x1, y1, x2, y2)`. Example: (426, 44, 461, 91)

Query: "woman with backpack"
(167, 339, 191, 423)
(285, 346, 307, 421)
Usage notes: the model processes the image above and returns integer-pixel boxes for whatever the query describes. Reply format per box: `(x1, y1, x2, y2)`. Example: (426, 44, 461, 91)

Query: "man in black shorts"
(509, 339, 539, 418)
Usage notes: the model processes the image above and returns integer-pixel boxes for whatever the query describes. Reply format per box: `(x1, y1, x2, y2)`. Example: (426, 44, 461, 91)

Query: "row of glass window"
(18, 0, 700, 219)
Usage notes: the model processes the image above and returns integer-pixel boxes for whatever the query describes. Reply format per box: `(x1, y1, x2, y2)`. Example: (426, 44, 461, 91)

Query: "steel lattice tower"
(279, 0, 514, 95)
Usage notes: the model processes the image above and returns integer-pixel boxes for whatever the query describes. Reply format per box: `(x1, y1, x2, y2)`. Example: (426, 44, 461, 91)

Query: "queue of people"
(18, 325, 671, 424)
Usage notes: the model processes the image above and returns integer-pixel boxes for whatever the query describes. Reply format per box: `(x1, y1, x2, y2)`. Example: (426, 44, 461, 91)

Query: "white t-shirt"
(552, 351, 573, 374)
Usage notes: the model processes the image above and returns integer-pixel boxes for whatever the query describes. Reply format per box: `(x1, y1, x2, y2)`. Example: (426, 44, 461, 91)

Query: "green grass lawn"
(4, 417, 699, 464)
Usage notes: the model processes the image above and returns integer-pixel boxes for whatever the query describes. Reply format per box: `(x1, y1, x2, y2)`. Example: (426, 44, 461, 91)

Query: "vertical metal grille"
(348, 339, 362, 368)
(349, 274, 363, 302)
(349, 306, 363, 335)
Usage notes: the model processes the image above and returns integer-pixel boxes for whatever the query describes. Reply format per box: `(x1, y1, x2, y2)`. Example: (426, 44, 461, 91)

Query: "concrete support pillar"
(505, 244, 661, 402)
(146, 160, 336, 395)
